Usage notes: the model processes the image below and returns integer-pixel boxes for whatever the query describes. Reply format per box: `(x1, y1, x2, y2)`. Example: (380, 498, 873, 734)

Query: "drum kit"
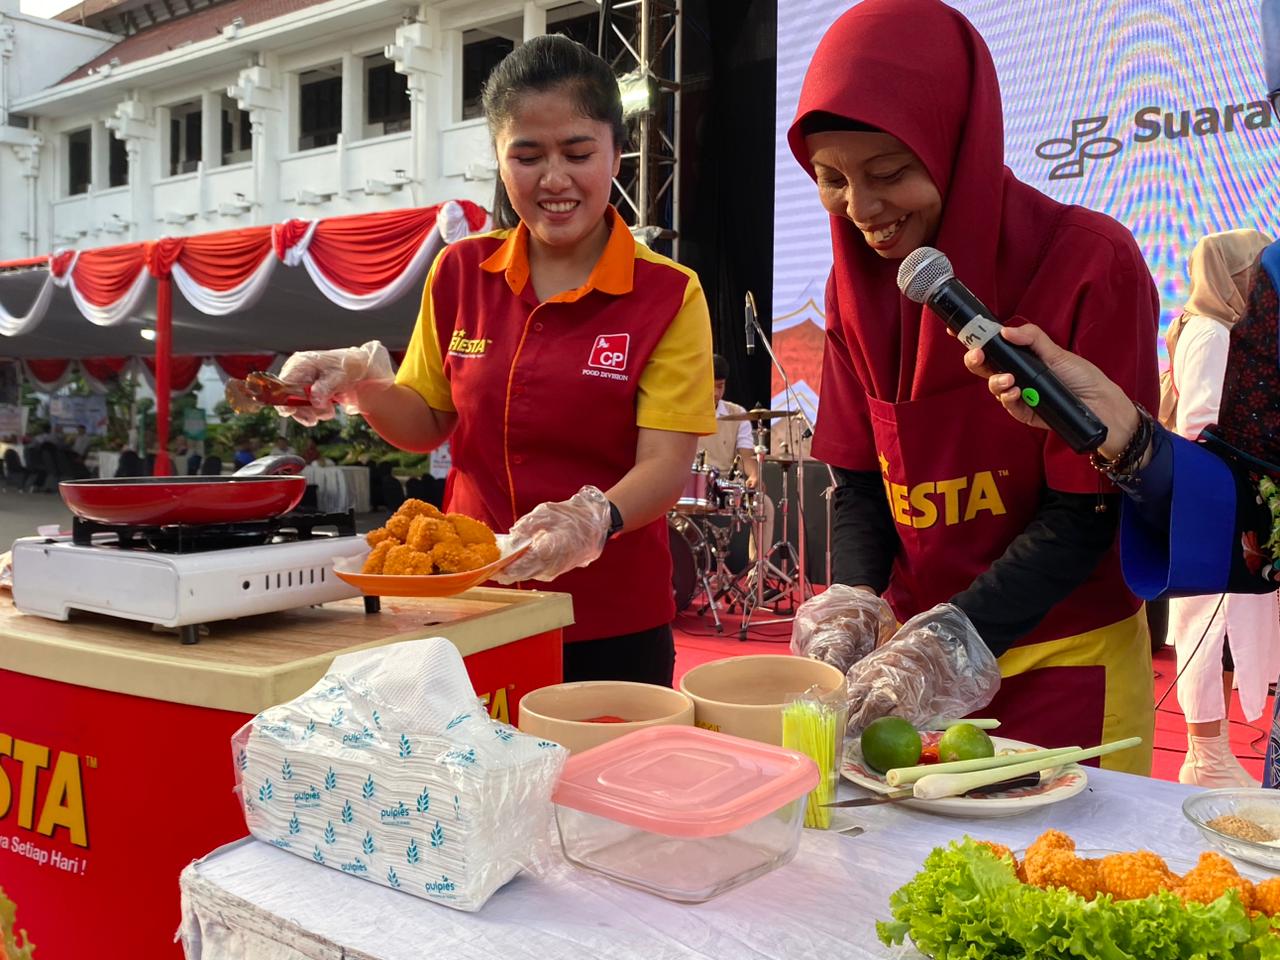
(668, 406, 812, 636)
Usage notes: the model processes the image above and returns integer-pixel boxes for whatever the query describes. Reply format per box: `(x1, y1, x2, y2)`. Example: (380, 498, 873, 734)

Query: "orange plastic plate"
(332, 534, 530, 597)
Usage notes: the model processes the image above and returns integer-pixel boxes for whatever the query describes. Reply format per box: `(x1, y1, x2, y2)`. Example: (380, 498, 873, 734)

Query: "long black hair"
(482, 34, 625, 229)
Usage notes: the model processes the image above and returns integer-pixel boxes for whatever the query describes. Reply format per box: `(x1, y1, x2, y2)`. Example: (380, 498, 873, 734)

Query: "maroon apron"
(868, 381, 1152, 772)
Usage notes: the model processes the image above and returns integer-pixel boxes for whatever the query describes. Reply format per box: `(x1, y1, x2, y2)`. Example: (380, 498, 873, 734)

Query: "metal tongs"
(225, 371, 313, 414)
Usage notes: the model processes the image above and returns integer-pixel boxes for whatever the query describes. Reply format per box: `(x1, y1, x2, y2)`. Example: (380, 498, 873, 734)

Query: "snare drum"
(676, 461, 721, 514)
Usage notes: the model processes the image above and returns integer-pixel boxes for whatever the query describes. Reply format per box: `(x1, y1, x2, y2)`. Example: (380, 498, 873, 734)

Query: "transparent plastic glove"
(790, 585, 897, 673)
(842, 603, 1001, 737)
(275, 340, 394, 427)
(493, 486, 612, 584)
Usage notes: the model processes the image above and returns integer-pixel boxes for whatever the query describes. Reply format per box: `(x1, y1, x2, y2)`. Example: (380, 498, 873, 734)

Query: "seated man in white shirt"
(697, 355, 775, 561)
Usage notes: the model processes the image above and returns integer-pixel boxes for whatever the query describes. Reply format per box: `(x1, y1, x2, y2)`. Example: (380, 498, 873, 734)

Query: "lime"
(937, 723, 995, 763)
(860, 716, 922, 773)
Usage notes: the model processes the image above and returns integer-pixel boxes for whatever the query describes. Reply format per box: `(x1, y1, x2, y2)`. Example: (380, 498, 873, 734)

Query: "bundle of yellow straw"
(781, 698, 840, 829)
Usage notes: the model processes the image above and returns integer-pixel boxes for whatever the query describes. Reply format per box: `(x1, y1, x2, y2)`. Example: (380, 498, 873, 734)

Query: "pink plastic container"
(552, 726, 819, 902)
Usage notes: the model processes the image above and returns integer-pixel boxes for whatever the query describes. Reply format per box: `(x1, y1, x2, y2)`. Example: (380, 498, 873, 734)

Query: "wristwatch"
(606, 500, 625, 541)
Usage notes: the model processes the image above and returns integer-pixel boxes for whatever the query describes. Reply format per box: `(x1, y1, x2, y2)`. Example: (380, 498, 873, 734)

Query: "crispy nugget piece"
(1177, 851, 1254, 908)
(1097, 851, 1176, 901)
(431, 540, 472, 574)
(1025, 849, 1099, 900)
(366, 527, 397, 548)
(1253, 878, 1280, 916)
(384, 543, 433, 576)
(407, 516, 460, 552)
(396, 498, 443, 521)
(1026, 830, 1076, 859)
(461, 542, 501, 569)
(361, 539, 395, 574)
(385, 514, 413, 542)
(447, 512, 497, 546)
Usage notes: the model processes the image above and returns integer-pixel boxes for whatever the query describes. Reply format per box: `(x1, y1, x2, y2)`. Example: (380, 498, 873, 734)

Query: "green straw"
(782, 698, 840, 829)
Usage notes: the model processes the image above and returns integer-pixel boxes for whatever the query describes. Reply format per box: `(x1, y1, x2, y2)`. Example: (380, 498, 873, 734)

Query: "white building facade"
(0, 0, 599, 262)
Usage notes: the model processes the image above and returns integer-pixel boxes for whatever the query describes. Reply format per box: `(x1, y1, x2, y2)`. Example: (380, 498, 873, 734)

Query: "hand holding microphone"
(897, 248, 1107, 453)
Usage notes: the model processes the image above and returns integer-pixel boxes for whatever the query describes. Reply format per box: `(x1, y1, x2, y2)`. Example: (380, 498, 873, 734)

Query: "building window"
(67, 127, 91, 196)
(108, 135, 128, 188)
(364, 54, 410, 137)
(461, 32, 515, 121)
(299, 64, 342, 150)
(221, 96, 252, 165)
(168, 99, 201, 176)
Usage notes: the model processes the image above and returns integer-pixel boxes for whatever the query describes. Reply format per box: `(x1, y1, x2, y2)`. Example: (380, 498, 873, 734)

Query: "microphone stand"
(744, 304, 817, 620)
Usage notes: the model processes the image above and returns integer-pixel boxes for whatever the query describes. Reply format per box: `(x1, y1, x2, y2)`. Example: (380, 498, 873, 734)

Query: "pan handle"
(233, 454, 307, 477)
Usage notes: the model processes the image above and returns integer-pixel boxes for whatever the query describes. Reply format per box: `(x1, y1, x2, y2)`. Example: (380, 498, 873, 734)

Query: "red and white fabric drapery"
(0, 199, 489, 332)
(20, 354, 264, 394)
(0, 198, 487, 474)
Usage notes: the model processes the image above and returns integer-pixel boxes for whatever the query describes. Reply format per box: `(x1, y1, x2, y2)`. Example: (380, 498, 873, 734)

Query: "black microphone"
(744, 291, 757, 356)
(897, 247, 1107, 453)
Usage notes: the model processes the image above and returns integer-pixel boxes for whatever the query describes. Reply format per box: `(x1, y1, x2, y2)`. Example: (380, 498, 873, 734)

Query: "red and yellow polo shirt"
(397, 206, 715, 642)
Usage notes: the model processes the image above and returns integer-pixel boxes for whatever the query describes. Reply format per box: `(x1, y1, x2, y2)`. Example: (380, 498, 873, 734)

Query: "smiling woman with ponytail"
(274, 35, 716, 685)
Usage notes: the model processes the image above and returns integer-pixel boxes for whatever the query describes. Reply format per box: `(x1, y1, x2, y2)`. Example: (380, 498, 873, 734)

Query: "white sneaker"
(1178, 732, 1260, 788)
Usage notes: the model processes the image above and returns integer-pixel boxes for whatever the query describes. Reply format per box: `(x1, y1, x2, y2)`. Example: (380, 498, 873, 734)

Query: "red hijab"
(788, 0, 1068, 403)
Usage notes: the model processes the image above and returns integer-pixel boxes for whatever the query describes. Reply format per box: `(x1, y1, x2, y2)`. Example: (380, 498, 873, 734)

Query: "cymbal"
(717, 407, 799, 422)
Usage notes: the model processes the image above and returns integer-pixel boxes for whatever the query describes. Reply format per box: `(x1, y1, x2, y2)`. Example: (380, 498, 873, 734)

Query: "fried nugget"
(447, 512, 497, 546)
(461, 542, 501, 569)
(366, 527, 397, 548)
(386, 514, 413, 542)
(407, 516, 460, 552)
(396, 498, 443, 521)
(1176, 851, 1254, 908)
(431, 540, 473, 574)
(1097, 851, 1176, 901)
(384, 543, 433, 576)
(361, 539, 395, 574)
(1025, 849, 1099, 900)
(1252, 878, 1280, 916)
(1024, 830, 1076, 873)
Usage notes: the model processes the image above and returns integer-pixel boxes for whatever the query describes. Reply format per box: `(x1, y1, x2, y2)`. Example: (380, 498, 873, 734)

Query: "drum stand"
(734, 423, 812, 640)
(695, 521, 743, 633)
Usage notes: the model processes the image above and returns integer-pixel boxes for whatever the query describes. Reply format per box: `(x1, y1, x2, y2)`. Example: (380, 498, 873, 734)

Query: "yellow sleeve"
(394, 254, 456, 412)
(635, 270, 717, 434)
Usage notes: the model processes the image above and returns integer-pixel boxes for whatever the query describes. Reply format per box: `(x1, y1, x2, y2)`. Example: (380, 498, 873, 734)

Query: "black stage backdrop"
(679, 0, 777, 412)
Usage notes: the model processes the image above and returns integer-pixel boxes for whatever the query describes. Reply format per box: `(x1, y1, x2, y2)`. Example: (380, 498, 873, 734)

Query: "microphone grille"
(896, 247, 953, 303)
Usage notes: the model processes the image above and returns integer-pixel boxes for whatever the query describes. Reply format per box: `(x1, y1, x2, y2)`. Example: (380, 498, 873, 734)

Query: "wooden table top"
(0, 587, 573, 713)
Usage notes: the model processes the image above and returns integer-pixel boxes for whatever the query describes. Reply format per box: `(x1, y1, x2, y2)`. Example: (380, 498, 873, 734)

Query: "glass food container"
(552, 725, 819, 902)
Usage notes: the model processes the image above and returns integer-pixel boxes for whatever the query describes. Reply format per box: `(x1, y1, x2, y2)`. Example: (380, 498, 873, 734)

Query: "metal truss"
(598, 0, 682, 257)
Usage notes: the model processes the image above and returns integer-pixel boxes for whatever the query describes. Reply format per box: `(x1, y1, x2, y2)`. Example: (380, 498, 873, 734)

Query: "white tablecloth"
(178, 769, 1208, 960)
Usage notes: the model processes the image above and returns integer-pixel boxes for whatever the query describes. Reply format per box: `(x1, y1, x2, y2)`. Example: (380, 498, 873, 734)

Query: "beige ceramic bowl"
(679, 655, 846, 746)
(517, 680, 695, 753)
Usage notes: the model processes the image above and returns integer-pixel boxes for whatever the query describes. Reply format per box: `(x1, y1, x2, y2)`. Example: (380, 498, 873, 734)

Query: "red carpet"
(672, 612, 1273, 784)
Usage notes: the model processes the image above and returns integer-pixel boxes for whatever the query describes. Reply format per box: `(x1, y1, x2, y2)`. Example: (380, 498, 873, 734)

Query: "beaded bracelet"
(1089, 403, 1154, 489)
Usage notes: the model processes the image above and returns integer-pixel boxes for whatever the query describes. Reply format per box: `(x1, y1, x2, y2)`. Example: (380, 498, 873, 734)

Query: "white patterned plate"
(841, 732, 1088, 818)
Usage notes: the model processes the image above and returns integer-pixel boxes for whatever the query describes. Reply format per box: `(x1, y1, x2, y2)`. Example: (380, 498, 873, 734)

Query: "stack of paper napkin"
(233, 637, 567, 911)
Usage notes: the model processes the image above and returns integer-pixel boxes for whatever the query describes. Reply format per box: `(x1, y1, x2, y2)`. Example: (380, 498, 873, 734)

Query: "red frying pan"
(59, 456, 308, 526)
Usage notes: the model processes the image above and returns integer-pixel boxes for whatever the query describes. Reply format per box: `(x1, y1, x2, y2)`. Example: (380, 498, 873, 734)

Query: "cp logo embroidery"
(588, 334, 630, 371)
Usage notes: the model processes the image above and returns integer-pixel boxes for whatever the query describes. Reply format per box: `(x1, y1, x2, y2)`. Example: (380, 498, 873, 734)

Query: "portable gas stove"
(11, 510, 375, 644)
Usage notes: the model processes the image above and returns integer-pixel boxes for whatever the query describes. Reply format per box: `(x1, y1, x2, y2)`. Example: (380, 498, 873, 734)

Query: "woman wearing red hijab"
(788, 0, 1159, 773)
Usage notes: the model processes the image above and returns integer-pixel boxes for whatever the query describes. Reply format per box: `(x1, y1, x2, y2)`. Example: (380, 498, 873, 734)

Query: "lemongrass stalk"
(886, 745, 1081, 787)
(911, 737, 1142, 801)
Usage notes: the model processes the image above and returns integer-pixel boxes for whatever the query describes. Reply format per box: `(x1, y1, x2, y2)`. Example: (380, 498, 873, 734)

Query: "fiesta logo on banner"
(588, 334, 629, 371)
(878, 453, 1007, 530)
(0, 733, 88, 848)
(1035, 98, 1274, 180)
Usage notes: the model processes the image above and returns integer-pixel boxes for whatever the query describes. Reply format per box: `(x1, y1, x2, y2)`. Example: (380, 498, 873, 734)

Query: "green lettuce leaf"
(877, 839, 1280, 960)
